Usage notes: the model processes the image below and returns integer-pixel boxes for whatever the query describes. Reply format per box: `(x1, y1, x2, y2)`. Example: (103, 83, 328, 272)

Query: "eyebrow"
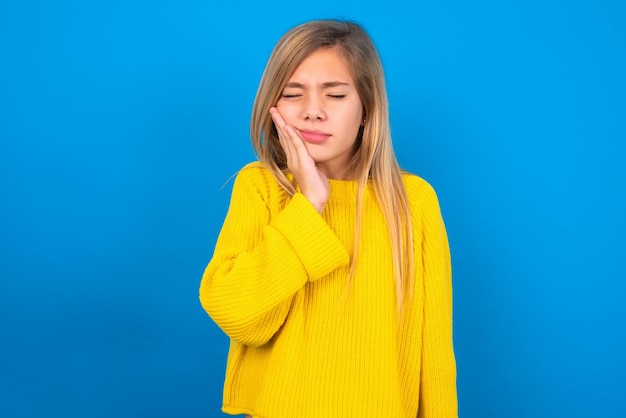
(284, 81, 350, 89)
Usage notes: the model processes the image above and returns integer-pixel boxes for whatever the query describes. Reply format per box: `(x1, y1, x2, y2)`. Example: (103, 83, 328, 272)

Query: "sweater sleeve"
(199, 167, 349, 347)
(417, 182, 458, 418)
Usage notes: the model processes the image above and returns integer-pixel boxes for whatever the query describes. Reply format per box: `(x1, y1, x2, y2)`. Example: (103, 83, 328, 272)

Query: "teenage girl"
(200, 19, 457, 418)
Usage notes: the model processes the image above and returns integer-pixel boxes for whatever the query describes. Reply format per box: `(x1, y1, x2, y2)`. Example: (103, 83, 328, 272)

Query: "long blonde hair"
(250, 19, 414, 310)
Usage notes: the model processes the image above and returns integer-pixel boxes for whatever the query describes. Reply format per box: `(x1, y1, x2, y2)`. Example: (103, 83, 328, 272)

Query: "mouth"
(296, 128, 331, 144)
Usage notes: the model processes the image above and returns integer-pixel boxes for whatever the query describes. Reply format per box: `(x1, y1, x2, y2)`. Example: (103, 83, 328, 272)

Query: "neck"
(317, 163, 355, 180)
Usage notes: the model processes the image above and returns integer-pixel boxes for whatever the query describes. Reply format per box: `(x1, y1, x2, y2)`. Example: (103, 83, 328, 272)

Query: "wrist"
(303, 194, 326, 213)
(314, 202, 326, 213)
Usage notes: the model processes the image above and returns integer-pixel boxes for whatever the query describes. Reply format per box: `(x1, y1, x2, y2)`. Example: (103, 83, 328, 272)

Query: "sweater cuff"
(271, 193, 349, 281)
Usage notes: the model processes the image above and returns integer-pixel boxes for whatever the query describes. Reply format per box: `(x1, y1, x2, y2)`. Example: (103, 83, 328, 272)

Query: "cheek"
(276, 102, 299, 124)
(346, 104, 364, 132)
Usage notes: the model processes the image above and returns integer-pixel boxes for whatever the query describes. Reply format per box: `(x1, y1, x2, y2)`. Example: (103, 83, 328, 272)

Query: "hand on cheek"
(270, 107, 329, 213)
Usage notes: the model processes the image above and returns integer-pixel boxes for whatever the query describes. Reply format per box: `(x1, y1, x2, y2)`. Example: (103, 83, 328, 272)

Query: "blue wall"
(1, 1, 624, 417)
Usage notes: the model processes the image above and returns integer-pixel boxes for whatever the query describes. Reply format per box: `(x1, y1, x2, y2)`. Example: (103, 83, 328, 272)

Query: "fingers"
(269, 106, 286, 128)
(270, 107, 300, 146)
(270, 107, 311, 169)
(269, 107, 293, 159)
(269, 107, 329, 212)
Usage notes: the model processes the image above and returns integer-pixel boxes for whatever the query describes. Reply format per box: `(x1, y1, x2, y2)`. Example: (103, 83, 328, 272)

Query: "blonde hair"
(250, 19, 414, 310)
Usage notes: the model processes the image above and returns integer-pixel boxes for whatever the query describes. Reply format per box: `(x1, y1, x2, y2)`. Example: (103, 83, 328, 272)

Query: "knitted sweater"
(200, 162, 457, 418)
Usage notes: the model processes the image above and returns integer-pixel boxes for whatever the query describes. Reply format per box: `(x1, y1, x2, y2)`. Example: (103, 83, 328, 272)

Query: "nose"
(303, 94, 326, 121)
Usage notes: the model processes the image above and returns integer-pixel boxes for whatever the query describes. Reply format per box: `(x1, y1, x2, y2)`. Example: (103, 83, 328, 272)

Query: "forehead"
(287, 47, 354, 83)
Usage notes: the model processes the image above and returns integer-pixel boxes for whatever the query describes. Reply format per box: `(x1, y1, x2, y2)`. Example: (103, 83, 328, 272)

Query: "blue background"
(1, 0, 624, 417)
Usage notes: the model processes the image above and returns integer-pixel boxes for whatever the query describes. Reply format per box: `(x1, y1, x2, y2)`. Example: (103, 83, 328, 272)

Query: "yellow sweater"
(200, 162, 457, 418)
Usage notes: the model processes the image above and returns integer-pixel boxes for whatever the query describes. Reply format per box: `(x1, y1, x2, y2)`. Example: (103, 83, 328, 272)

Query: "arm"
(199, 168, 349, 347)
(418, 183, 458, 417)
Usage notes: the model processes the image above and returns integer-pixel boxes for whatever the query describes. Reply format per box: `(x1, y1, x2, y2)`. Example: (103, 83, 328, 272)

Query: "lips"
(296, 128, 331, 144)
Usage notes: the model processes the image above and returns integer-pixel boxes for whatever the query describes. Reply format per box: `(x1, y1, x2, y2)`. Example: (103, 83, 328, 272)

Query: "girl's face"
(276, 46, 363, 179)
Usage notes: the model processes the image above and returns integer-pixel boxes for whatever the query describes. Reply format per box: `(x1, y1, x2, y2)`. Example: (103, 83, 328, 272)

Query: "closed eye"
(328, 94, 346, 99)
(281, 94, 302, 99)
